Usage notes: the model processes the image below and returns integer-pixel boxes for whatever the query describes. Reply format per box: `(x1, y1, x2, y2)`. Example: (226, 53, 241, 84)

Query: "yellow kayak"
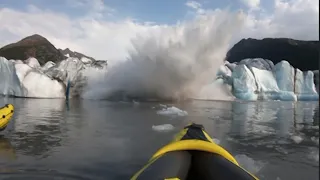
(131, 123, 259, 180)
(0, 104, 14, 131)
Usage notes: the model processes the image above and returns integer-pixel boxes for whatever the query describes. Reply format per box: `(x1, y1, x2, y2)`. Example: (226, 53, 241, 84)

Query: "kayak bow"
(0, 104, 14, 131)
(131, 123, 259, 180)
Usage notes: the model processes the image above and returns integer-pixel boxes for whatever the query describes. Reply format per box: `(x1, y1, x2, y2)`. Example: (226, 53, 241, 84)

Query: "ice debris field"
(0, 56, 318, 101)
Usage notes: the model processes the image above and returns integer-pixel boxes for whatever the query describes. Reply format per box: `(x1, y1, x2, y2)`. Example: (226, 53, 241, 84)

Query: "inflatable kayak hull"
(131, 123, 259, 180)
(0, 104, 14, 131)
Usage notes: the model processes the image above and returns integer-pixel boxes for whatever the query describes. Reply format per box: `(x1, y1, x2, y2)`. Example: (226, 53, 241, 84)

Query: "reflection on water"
(0, 98, 318, 180)
(0, 137, 16, 161)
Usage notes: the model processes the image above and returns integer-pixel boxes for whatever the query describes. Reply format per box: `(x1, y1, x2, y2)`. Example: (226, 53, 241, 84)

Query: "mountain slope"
(227, 38, 319, 71)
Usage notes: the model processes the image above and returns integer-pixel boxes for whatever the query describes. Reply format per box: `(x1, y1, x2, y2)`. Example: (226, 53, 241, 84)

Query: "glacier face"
(294, 69, 318, 101)
(274, 61, 295, 92)
(0, 55, 317, 101)
(0, 56, 107, 98)
(232, 64, 258, 101)
(220, 58, 318, 101)
(0, 57, 24, 96)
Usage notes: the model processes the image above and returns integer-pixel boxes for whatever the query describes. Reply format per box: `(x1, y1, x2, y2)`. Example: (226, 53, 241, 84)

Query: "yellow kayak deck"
(131, 123, 259, 180)
(0, 104, 14, 131)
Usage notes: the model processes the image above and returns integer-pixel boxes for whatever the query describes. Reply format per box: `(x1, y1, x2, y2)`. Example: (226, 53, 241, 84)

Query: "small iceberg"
(152, 124, 175, 132)
(156, 106, 188, 116)
(291, 135, 303, 144)
(234, 154, 265, 174)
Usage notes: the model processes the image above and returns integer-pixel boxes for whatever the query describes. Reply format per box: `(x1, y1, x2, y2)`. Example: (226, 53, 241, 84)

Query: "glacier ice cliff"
(218, 58, 318, 101)
(0, 57, 24, 96)
(0, 55, 317, 101)
(0, 56, 107, 98)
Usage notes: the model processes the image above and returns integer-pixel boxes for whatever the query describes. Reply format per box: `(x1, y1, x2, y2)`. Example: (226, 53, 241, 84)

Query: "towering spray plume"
(82, 10, 245, 101)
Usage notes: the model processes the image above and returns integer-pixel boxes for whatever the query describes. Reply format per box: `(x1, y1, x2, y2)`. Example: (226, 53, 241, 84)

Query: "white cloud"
(66, 0, 116, 18)
(237, 0, 319, 42)
(240, 0, 260, 9)
(0, 0, 318, 62)
(185, 1, 205, 15)
(186, 1, 202, 9)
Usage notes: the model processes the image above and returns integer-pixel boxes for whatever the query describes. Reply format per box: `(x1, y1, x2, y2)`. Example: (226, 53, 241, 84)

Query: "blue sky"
(0, 0, 272, 24)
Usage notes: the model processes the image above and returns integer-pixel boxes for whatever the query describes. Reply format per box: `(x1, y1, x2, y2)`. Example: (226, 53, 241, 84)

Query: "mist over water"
(82, 10, 245, 101)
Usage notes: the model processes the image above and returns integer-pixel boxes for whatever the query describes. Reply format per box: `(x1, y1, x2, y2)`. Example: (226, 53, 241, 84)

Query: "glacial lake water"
(0, 98, 318, 180)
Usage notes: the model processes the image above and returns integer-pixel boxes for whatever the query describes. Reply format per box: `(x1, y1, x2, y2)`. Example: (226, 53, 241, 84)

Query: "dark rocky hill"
(0, 34, 97, 65)
(0, 34, 65, 65)
(226, 38, 319, 71)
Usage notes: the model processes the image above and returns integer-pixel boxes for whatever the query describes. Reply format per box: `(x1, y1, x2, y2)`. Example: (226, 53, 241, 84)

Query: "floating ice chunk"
(152, 124, 174, 132)
(212, 138, 220, 144)
(291, 135, 303, 144)
(234, 154, 264, 174)
(157, 106, 188, 116)
(232, 64, 258, 100)
(25, 57, 41, 68)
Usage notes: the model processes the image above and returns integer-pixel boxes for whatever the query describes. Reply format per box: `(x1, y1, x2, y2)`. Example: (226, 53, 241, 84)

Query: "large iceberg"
(1, 57, 65, 98)
(0, 56, 107, 98)
(0, 57, 24, 96)
(219, 58, 318, 101)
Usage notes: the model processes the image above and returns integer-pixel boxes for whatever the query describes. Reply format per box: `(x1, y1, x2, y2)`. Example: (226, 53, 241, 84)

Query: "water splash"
(82, 10, 245, 101)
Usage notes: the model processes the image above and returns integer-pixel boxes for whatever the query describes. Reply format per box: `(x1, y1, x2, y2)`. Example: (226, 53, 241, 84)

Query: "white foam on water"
(152, 124, 175, 132)
(157, 106, 188, 116)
